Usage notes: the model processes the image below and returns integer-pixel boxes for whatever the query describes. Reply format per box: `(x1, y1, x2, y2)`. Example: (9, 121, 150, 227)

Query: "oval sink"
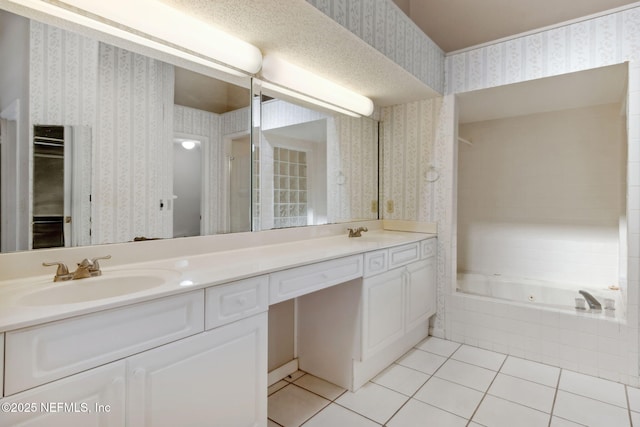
(21, 269, 180, 306)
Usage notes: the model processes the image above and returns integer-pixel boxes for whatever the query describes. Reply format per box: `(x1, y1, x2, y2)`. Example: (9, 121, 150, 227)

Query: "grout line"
(465, 354, 508, 425)
(267, 417, 285, 427)
(549, 369, 562, 427)
(626, 385, 634, 427)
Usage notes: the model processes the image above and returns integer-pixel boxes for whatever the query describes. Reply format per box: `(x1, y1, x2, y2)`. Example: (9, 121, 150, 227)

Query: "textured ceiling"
(160, 0, 439, 106)
(393, 0, 639, 52)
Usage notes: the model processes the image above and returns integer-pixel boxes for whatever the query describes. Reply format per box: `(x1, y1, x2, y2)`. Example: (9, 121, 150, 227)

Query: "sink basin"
(20, 269, 180, 306)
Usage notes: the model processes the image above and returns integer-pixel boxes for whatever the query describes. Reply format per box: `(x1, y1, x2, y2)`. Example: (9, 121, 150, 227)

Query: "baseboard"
(430, 327, 445, 339)
(268, 359, 299, 386)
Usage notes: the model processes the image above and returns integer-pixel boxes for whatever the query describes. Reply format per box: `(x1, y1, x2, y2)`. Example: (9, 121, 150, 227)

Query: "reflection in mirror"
(0, 8, 251, 252)
(32, 125, 92, 249)
(253, 89, 379, 231)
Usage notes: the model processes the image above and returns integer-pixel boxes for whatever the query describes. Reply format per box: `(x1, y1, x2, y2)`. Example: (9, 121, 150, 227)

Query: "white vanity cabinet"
(0, 361, 126, 427)
(361, 267, 405, 359)
(2, 277, 269, 427)
(127, 312, 267, 427)
(298, 237, 437, 391)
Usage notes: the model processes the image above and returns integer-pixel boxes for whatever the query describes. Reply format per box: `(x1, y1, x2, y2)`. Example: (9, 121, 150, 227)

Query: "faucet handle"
(90, 255, 111, 272)
(42, 262, 70, 281)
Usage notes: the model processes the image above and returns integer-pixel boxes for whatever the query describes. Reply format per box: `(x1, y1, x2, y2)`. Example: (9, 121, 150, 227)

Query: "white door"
(405, 258, 437, 332)
(362, 267, 404, 360)
(0, 361, 125, 427)
(127, 313, 267, 427)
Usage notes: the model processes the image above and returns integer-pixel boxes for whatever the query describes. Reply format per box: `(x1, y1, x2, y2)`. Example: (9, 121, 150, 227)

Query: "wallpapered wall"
(306, 0, 444, 94)
(380, 98, 441, 223)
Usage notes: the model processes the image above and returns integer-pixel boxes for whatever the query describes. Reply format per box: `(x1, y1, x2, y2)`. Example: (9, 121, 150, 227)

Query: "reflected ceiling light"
(8, 0, 262, 76)
(261, 55, 374, 117)
(181, 140, 197, 150)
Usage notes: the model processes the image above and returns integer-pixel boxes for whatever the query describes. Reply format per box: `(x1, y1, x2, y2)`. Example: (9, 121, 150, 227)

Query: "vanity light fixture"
(260, 55, 374, 117)
(6, 0, 262, 76)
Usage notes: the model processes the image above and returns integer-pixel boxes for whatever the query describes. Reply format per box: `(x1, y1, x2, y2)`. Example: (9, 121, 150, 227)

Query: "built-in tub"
(456, 272, 625, 319)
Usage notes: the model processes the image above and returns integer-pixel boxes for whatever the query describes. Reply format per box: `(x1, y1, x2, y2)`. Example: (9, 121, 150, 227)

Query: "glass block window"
(273, 147, 308, 228)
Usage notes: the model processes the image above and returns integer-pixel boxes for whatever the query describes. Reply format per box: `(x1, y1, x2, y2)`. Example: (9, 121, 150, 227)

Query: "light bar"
(11, 0, 262, 75)
(261, 55, 374, 117)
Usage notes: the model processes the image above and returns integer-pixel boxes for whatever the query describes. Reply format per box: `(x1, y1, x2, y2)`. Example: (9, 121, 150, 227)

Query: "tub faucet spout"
(578, 290, 602, 310)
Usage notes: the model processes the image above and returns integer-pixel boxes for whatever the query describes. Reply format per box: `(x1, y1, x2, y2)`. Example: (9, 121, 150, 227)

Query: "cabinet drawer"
(5, 291, 204, 395)
(270, 255, 363, 304)
(388, 242, 420, 269)
(364, 250, 388, 277)
(205, 275, 268, 330)
(421, 238, 437, 259)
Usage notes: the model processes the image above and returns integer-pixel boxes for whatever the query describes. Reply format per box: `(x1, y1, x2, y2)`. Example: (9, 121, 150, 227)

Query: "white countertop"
(0, 230, 436, 332)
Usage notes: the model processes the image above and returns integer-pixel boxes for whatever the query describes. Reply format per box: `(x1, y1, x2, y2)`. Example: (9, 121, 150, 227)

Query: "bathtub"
(456, 272, 625, 319)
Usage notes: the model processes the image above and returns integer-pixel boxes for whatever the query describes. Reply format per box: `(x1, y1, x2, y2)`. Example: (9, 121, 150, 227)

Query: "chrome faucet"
(348, 227, 368, 238)
(43, 255, 111, 282)
(578, 290, 602, 310)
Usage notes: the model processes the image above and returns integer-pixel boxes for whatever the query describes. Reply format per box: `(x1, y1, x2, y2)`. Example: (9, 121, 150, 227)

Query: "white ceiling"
(457, 63, 628, 124)
(393, 0, 639, 52)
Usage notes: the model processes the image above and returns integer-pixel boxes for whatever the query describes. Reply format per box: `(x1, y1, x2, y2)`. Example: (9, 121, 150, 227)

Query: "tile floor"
(268, 336, 640, 426)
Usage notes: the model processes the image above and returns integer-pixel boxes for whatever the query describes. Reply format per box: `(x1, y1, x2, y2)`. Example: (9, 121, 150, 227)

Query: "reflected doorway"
(173, 137, 202, 238)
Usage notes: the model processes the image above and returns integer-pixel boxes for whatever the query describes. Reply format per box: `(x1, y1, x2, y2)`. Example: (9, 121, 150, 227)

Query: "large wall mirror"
(0, 7, 380, 253)
(252, 84, 379, 231)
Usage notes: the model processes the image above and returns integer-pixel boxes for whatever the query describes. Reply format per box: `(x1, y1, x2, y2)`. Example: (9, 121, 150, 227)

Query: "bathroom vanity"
(0, 229, 436, 426)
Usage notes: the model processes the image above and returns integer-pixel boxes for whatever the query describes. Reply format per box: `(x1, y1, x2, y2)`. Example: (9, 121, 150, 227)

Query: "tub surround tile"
(335, 382, 408, 424)
(268, 384, 330, 427)
(434, 359, 497, 392)
(488, 373, 556, 413)
(414, 336, 461, 357)
(472, 395, 550, 427)
(386, 398, 467, 427)
(500, 356, 560, 387)
(452, 344, 507, 371)
(559, 370, 627, 408)
(413, 376, 484, 419)
(553, 391, 630, 427)
(371, 363, 430, 396)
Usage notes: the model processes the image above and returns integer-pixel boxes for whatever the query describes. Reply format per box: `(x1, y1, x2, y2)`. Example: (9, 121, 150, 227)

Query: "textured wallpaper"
(446, 7, 640, 94)
(306, 0, 444, 94)
(380, 98, 441, 222)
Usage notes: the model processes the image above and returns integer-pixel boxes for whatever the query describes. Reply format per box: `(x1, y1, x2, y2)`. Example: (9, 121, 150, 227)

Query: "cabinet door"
(362, 268, 404, 360)
(127, 312, 267, 427)
(405, 257, 436, 332)
(0, 361, 125, 427)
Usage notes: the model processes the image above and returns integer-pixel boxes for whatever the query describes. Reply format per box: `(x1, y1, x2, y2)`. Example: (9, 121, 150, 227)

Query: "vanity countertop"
(0, 230, 436, 332)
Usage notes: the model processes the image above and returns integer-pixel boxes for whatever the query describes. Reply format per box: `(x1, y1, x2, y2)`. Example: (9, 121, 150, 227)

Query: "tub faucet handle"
(578, 290, 602, 310)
